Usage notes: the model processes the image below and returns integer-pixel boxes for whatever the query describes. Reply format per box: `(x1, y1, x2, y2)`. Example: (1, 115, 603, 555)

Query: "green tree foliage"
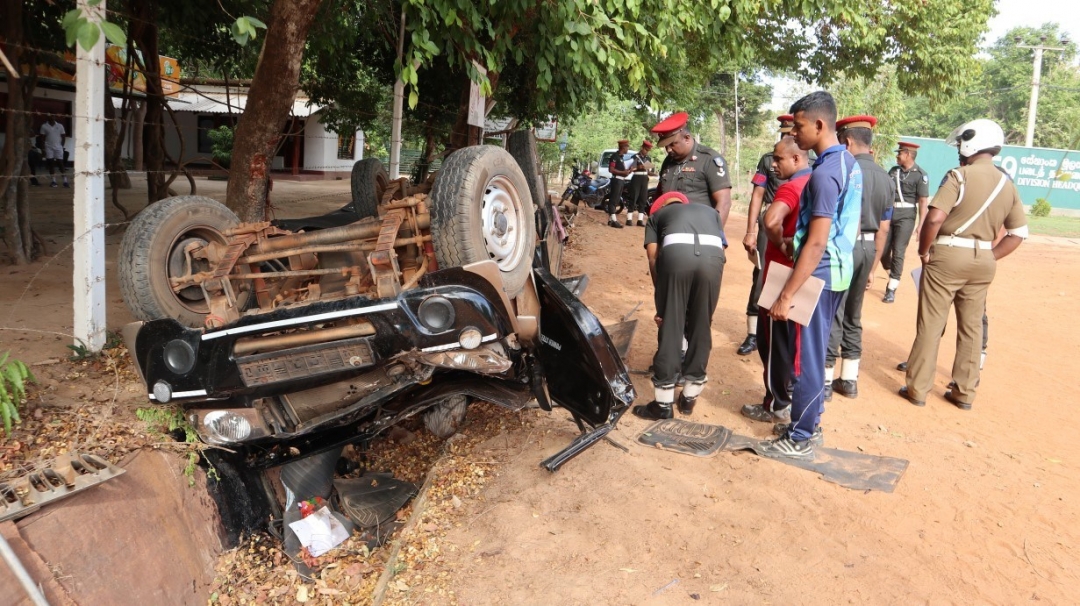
(831, 65, 906, 162)
(900, 24, 1080, 149)
(400, 0, 996, 117)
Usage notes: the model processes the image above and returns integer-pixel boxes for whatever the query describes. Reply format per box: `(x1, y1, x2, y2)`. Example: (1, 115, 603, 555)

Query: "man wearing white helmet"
(898, 118, 1027, 410)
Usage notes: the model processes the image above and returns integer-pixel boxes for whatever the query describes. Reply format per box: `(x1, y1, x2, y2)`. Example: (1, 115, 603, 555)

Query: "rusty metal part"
(225, 267, 361, 281)
(246, 215, 431, 256)
(0, 453, 125, 523)
(233, 321, 376, 356)
(400, 253, 429, 291)
(236, 337, 377, 387)
(236, 236, 432, 265)
(368, 211, 406, 299)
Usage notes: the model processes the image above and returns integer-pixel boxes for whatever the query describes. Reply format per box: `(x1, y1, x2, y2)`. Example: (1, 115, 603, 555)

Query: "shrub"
(207, 125, 235, 168)
(0, 352, 35, 436)
(1031, 198, 1052, 217)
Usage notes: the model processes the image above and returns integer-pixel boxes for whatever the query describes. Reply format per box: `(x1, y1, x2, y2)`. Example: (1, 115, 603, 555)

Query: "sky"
(767, 0, 1078, 110)
(985, 0, 1079, 48)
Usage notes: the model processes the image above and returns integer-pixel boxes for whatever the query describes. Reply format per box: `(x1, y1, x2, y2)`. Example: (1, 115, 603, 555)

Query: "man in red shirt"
(740, 136, 813, 426)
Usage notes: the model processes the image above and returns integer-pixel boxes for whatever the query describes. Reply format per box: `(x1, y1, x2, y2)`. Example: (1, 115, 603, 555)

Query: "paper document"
(756, 262, 826, 326)
(288, 506, 350, 557)
(911, 267, 922, 293)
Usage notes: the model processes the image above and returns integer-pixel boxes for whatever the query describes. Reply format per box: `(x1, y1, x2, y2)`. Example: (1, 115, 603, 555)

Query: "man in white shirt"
(39, 116, 68, 188)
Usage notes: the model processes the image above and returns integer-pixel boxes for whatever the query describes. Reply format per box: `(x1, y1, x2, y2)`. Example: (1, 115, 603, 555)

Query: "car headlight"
(192, 408, 271, 445)
(203, 411, 252, 443)
(163, 339, 196, 374)
(459, 327, 483, 349)
(418, 296, 455, 331)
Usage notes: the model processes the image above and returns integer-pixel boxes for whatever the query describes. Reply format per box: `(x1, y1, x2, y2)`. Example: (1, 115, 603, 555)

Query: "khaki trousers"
(905, 244, 996, 402)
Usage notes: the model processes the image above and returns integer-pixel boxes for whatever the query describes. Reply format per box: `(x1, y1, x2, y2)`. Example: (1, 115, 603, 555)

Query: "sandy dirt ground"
(3, 176, 1079, 605)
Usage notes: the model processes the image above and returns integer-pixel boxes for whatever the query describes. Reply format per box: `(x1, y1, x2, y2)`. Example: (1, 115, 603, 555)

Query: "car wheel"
(423, 395, 469, 438)
(507, 131, 547, 210)
(429, 146, 536, 297)
(350, 157, 389, 219)
(119, 195, 249, 328)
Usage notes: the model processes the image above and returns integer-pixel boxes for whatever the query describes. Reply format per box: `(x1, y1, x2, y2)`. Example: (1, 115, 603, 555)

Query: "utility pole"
(389, 7, 406, 179)
(73, 0, 107, 352)
(733, 74, 741, 194)
(1018, 36, 1068, 148)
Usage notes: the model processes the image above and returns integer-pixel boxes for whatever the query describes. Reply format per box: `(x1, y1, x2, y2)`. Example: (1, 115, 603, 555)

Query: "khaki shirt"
(930, 157, 1027, 242)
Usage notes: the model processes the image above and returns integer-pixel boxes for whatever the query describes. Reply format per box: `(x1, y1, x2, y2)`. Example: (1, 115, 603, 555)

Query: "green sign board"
(900, 136, 1080, 213)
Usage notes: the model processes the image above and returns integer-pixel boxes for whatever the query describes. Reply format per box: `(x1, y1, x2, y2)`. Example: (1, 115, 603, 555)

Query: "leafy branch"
(0, 352, 35, 437)
(62, 0, 126, 52)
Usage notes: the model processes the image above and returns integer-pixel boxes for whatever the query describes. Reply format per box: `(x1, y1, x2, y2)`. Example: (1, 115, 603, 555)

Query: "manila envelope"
(756, 262, 826, 326)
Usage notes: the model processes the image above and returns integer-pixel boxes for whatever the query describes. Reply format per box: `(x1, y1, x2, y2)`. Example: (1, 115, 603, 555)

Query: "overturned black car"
(119, 142, 636, 474)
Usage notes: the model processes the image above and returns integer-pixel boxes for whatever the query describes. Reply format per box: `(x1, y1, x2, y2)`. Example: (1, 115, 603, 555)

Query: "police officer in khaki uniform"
(737, 114, 794, 356)
(898, 119, 1027, 410)
(882, 142, 930, 303)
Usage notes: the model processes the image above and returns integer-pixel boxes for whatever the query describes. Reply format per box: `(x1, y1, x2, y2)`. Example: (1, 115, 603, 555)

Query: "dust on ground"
(2, 176, 1078, 604)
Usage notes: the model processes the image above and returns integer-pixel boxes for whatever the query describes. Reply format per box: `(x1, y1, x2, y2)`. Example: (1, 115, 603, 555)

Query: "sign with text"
(901, 136, 1080, 212)
(105, 45, 182, 97)
(534, 119, 558, 142)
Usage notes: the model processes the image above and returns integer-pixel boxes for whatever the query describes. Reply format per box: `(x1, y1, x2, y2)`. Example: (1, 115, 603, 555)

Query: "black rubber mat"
(637, 419, 729, 457)
(637, 420, 909, 493)
(334, 473, 418, 528)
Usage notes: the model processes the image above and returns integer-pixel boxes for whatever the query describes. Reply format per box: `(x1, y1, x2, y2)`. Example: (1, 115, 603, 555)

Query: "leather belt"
(935, 235, 992, 249)
(894, 202, 916, 208)
(857, 232, 876, 241)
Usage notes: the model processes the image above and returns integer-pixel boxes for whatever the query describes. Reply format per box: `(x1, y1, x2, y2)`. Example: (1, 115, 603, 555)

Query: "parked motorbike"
(561, 163, 612, 210)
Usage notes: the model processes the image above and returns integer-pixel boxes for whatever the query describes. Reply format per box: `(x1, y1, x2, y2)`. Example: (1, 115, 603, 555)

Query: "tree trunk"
(226, 0, 324, 222)
(715, 110, 727, 156)
(1, 0, 37, 264)
(129, 0, 167, 204)
(447, 70, 500, 152)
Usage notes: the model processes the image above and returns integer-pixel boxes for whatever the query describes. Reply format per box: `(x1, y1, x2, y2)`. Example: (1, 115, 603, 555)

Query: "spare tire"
(350, 157, 389, 218)
(423, 395, 469, 438)
(429, 146, 535, 297)
(506, 130, 548, 214)
(118, 195, 249, 328)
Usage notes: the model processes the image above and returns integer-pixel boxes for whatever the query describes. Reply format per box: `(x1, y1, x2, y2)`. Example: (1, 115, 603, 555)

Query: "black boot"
(632, 401, 674, 420)
(677, 394, 697, 415)
(736, 334, 757, 356)
(883, 288, 896, 303)
(832, 378, 858, 399)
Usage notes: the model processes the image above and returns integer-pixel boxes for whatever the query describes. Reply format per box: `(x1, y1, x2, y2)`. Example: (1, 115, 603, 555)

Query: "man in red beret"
(824, 115, 894, 400)
(737, 114, 796, 357)
(650, 112, 732, 233)
(881, 141, 930, 303)
(635, 189, 726, 420)
(624, 139, 654, 227)
(605, 139, 634, 228)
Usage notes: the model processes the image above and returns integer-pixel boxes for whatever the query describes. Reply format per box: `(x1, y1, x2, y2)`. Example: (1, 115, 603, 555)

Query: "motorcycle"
(561, 163, 612, 210)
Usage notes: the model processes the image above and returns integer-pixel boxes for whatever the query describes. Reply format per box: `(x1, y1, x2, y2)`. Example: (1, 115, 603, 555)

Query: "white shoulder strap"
(954, 173, 1007, 236)
(949, 169, 965, 208)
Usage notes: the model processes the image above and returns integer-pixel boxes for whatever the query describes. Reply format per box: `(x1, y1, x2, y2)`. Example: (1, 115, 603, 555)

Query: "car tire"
(429, 146, 536, 298)
(119, 195, 249, 328)
(350, 157, 389, 219)
(423, 395, 469, 438)
(506, 130, 549, 235)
